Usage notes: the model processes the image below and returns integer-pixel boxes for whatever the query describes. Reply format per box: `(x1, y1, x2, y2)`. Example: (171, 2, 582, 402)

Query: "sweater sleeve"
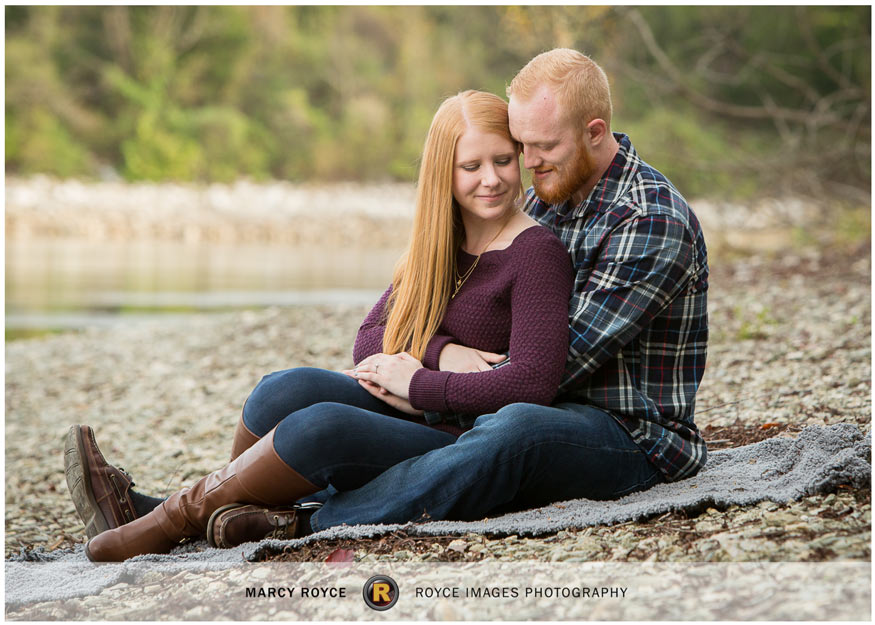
(352, 286, 459, 367)
(408, 232, 573, 413)
(352, 286, 393, 365)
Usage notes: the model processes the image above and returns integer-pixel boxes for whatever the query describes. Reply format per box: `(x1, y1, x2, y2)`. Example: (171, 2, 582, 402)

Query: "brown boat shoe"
(64, 424, 139, 538)
(206, 502, 320, 549)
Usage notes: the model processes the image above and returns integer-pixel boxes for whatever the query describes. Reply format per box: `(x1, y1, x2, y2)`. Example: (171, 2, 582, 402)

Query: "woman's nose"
(481, 165, 500, 187)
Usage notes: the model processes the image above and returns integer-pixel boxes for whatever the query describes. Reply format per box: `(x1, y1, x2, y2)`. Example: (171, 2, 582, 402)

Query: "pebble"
(447, 539, 468, 553)
(184, 606, 208, 619)
(205, 581, 226, 594)
(249, 567, 271, 580)
(695, 519, 723, 533)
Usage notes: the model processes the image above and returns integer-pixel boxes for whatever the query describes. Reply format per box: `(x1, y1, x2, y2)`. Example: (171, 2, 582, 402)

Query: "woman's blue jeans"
(242, 367, 663, 531)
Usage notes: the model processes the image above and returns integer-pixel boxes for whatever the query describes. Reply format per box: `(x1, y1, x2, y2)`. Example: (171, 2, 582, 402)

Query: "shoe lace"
(266, 503, 323, 539)
(267, 514, 296, 539)
(117, 467, 135, 487)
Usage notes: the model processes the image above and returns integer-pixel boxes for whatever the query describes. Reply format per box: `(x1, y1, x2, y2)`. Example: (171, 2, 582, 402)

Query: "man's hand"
(357, 379, 423, 416)
(438, 343, 507, 373)
(343, 352, 423, 399)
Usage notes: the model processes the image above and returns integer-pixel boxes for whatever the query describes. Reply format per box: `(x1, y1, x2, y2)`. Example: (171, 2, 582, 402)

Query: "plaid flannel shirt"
(527, 133, 709, 481)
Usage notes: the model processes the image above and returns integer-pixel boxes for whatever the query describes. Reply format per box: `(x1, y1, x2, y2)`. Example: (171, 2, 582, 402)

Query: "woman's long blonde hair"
(381, 90, 518, 360)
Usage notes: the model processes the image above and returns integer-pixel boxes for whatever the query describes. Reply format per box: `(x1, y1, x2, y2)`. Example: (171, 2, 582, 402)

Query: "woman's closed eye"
(462, 157, 513, 172)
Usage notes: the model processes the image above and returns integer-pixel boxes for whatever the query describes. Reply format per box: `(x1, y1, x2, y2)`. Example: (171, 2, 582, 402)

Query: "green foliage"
(618, 106, 761, 200)
(8, 109, 92, 177)
(121, 111, 201, 180)
(833, 205, 872, 247)
(4, 5, 870, 200)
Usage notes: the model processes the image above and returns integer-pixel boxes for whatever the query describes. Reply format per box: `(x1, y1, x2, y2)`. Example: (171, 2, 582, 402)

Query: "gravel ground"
(6, 244, 870, 562)
(4, 199, 871, 618)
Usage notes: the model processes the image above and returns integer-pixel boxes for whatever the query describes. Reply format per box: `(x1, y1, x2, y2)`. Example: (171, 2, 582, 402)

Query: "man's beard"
(533, 140, 596, 205)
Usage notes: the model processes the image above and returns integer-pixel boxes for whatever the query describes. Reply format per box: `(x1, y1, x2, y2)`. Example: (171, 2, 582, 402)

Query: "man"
(66, 48, 708, 547)
(435, 48, 708, 487)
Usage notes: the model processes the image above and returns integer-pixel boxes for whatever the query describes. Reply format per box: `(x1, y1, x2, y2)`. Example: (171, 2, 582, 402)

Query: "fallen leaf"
(325, 548, 354, 564)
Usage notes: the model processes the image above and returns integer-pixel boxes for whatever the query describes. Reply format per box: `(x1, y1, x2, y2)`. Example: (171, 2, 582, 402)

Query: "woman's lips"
(477, 191, 507, 202)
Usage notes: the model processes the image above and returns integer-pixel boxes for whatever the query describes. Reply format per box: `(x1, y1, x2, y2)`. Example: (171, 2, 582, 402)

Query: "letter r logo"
(372, 583, 390, 602)
(363, 575, 399, 611)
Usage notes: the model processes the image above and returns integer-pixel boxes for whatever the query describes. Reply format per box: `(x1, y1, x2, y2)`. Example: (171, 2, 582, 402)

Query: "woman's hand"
(357, 379, 423, 416)
(343, 352, 424, 399)
(438, 343, 507, 372)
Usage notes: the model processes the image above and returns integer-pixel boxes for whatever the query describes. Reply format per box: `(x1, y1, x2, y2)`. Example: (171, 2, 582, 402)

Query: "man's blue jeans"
(242, 367, 663, 531)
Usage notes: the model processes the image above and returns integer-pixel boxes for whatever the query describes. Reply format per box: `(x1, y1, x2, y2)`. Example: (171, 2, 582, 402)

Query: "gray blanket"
(6, 423, 870, 607)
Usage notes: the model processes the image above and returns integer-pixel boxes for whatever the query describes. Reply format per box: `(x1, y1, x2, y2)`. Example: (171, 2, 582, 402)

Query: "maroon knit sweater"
(353, 225, 573, 430)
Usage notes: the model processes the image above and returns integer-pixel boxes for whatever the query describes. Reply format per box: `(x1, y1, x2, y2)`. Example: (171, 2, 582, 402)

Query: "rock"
(446, 539, 468, 553)
(695, 519, 723, 533)
(183, 605, 208, 619)
(250, 567, 271, 580)
(206, 581, 226, 594)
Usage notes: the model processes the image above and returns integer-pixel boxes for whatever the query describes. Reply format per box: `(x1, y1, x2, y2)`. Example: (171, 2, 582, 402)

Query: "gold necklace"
(451, 211, 516, 299)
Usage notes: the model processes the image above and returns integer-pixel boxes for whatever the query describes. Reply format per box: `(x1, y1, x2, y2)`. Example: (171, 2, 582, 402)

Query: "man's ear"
(586, 118, 609, 146)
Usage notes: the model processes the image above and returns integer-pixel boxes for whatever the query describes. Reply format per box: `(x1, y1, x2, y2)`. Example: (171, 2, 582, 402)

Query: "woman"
(68, 90, 573, 561)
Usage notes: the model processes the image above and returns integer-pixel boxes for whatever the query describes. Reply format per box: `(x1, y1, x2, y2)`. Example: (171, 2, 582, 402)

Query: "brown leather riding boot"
(229, 416, 260, 461)
(85, 427, 318, 562)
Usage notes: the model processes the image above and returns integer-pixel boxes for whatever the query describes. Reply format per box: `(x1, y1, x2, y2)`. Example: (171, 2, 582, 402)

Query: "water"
(6, 238, 403, 336)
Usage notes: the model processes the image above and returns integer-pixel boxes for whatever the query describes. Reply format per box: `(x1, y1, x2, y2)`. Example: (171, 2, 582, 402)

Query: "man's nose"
(522, 146, 541, 170)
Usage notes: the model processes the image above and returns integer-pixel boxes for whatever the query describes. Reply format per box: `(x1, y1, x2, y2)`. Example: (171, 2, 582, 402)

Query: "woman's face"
(452, 127, 521, 222)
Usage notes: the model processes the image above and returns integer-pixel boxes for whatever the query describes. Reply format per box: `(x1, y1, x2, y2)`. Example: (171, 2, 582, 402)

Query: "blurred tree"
(4, 5, 870, 203)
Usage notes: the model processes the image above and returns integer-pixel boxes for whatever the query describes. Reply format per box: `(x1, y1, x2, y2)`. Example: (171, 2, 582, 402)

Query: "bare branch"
(692, 34, 749, 86)
(794, 6, 855, 91)
(725, 38, 822, 106)
(760, 93, 797, 145)
(822, 36, 870, 65)
(625, 9, 841, 125)
(176, 7, 210, 55)
(844, 101, 870, 150)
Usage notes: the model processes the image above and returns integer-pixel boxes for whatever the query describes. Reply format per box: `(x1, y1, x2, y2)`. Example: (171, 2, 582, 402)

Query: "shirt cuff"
(409, 368, 452, 413)
(422, 334, 455, 370)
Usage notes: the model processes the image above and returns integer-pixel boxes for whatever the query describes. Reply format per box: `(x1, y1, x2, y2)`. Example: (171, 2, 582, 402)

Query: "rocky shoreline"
(5, 176, 830, 254)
